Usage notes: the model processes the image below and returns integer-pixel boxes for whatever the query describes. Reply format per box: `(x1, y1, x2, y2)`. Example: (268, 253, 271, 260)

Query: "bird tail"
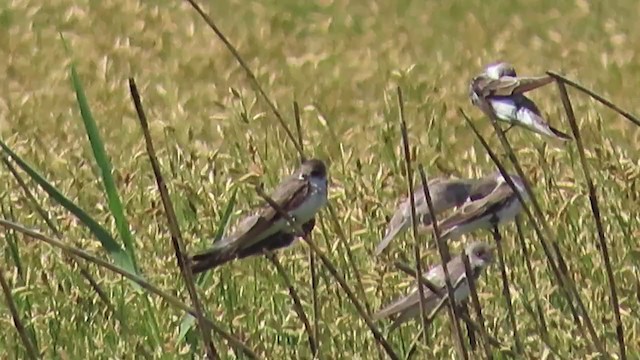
(375, 218, 408, 256)
(190, 244, 237, 274)
(549, 126, 572, 141)
(377, 300, 430, 333)
(519, 105, 571, 141)
(388, 310, 415, 333)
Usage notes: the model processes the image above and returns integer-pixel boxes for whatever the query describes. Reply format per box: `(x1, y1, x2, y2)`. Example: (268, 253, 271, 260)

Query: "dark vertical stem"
(265, 252, 318, 356)
(129, 79, 218, 359)
(0, 265, 39, 360)
(292, 99, 320, 352)
(460, 108, 605, 356)
(461, 254, 492, 359)
(255, 188, 400, 360)
(293, 101, 306, 163)
(326, 204, 373, 316)
(514, 216, 548, 336)
(546, 71, 640, 127)
(459, 304, 476, 351)
(309, 247, 320, 347)
(396, 263, 509, 357)
(553, 78, 626, 360)
(396, 87, 430, 349)
(492, 227, 522, 354)
(416, 166, 467, 360)
(185, 0, 303, 157)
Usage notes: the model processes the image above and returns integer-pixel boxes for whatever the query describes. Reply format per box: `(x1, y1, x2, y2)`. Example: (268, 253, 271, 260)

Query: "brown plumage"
(189, 159, 328, 273)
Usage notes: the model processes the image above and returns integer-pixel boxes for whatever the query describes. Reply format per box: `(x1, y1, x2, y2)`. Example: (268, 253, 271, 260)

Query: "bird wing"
(375, 208, 409, 255)
(373, 280, 439, 321)
(422, 183, 514, 233)
(261, 173, 311, 221)
(224, 176, 311, 251)
(439, 180, 475, 209)
(473, 75, 552, 97)
(413, 178, 474, 219)
(374, 257, 467, 322)
(375, 178, 445, 253)
(468, 178, 498, 201)
(514, 96, 572, 141)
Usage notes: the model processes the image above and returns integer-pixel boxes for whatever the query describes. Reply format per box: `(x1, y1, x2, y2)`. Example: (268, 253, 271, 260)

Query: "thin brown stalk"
(460, 108, 606, 356)
(291, 100, 320, 353)
(265, 252, 318, 356)
(184, 0, 303, 156)
(0, 218, 259, 359)
(514, 216, 548, 336)
(293, 101, 306, 163)
(308, 238, 320, 349)
(0, 265, 39, 360)
(326, 204, 373, 316)
(1, 155, 112, 311)
(396, 87, 430, 350)
(403, 274, 466, 360)
(254, 187, 400, 360)
(459, 304, 476, 351)
(461, 253, 492, 359)
(416, 165, 467, 359)
(554, 80, 626, 360)
(128, 78, 218, 359)
(394, 261, 445, 295)
(491, 227, 522, 354)
(2, 156, 60, 237)
(547, 71, 640, 127)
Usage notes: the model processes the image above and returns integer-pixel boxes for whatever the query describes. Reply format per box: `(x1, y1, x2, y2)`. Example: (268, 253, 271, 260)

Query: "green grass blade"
(210, 187, 238, 246)
(69, 64, 138, 271)
(0, 139, 135, 275)
(1, 202, 40, 352)
(177, 187, 237, 343)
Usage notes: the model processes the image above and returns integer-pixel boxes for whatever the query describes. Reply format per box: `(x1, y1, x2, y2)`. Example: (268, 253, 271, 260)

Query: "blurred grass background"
(1, 0, 640, 358)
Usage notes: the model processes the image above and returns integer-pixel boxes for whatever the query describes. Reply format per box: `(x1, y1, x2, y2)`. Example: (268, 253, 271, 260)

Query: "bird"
(189, 159, 328, 274)
(373, 241, 495, 331)
(418, 172, 528, 244)
(470, 62, 553, 98)
(469, 62, 571, 141)
(375, 173, 505, 255)
(191, 219, 316, 274)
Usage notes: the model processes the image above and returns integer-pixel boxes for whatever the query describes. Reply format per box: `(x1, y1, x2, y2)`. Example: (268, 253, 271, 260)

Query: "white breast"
(290, 177, 328, 223)
(489, 98, 518, 123)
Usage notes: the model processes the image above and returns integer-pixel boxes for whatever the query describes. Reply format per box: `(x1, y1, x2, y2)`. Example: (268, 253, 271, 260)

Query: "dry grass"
(1, 0, 640, 358)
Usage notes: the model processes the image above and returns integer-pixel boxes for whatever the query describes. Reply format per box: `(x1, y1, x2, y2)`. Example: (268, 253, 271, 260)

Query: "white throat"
(290, 176, 328, 224)
(485, 64, 503, 79)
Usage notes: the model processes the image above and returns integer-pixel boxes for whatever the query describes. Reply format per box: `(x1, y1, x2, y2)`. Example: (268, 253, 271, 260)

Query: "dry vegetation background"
(1, 0, 640, 358)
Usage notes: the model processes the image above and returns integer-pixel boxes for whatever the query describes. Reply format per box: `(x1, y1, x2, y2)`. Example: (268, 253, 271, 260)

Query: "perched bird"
(470, 62, 571, 141)
(375, 177, 474, 255)
(373, 241, 495, 331)
(190, 159, 328, 274)
(191, 219, 317, 274)
(470, 62, 553, 98)
(419, 172, 528, 244)
(376, 173, 505, 256)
